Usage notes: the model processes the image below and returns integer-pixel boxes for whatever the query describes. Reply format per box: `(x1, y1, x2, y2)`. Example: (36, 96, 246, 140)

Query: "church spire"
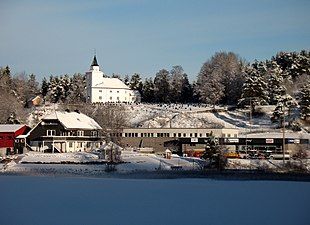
(91, 55, 99, 67)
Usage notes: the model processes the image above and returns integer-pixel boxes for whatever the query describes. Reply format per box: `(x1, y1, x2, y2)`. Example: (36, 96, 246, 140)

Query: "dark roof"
(91, 55, 99, 66)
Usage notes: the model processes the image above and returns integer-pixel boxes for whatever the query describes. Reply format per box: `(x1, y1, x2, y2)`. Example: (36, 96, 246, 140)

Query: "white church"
(86, 55, 140, 103)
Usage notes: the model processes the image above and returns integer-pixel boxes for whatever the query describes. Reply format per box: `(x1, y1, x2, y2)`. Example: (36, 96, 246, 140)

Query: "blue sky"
(0, 0, 309, 81)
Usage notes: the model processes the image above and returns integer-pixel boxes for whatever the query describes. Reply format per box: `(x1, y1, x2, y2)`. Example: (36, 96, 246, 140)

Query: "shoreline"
(2, 167, 310, 182)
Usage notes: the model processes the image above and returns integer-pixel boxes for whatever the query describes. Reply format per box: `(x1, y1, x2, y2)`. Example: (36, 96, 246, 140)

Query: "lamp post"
(282, 105, 286, 165)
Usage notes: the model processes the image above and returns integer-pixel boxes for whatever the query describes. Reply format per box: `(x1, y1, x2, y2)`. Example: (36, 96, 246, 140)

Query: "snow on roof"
(95, 78, 131, 89)
(240, 132, 310, 140)
(0, 124, 26, 133)
(43, 111, 102, 130)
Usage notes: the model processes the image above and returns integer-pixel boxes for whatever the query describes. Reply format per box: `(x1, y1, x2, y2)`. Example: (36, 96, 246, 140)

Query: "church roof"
(95, 78, 131, 90)
(91, 55, 99, 67)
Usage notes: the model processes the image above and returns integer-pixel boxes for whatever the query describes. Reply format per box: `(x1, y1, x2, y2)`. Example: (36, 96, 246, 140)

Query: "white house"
(86, 55, 140, 103)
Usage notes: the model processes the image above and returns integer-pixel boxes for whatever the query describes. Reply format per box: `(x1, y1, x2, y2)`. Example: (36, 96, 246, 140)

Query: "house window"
(110, 97, 112, 100)
(99, 90, 102, 93)
(47, 130, 56, 136)
(69, 142, 73, 148)
(117, 91, 119, 93)
(91, 131, 98, 137)
(99, 96, 102, 100)
(117, 97, 120, 101)
(77, 142, 83, 148)
(110, 90, 112, 93)
(77, 130, 84, 136)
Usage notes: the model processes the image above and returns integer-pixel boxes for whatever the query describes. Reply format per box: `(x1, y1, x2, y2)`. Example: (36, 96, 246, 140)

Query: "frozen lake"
(1, 175, 309, 225)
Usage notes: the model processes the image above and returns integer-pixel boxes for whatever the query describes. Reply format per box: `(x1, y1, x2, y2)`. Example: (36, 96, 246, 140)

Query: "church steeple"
(91, 55, 99, 67)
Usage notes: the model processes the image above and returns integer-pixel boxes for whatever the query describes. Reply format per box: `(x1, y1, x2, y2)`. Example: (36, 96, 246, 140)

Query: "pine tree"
(129, 73, 143, 91)
(67, 73, 86, 103)
(238, 62, 269, 113)
(0, 66, 13, 91)
(267, 61, 286, 105)
(154, 69, 171, 103)
(124, 75, 130, 86)
(271, 94, 297, 127)
(142, 78, 155, 103)
(180, 74, 193, 103)
(41, 77, 49, 98)
(299, 82, 310, 121)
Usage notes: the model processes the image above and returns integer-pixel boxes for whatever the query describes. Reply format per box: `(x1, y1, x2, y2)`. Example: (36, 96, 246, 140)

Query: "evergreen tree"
(271, 94, 297, 127)
(299, 82, 310, 121)
(154, 69, 171, 103)
(67, 73, 86, 103)
(0, 66, 13, 91)
(142, 78, 155, 103)
(180, 74, 193, 103)
(124, 75, 130, 86)
(267, 61, 286, 105)
(129, 73, 143, 94)
(111, 73, 121, 79)
(238, 62, 269, 113)
(41, 77, 49, 98)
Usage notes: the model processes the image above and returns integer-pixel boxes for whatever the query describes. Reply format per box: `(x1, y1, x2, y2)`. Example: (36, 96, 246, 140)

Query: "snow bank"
(20, 152, 100, 164)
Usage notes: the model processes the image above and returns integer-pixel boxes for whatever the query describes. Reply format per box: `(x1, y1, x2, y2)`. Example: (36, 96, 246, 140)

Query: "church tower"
(86, 55, 104, 102)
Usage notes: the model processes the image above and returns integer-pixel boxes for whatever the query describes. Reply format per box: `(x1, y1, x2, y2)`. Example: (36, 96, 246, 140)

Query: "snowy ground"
(2, 151, 310, 178)
(0, 175, 309, 225)
(28, 103, 309, 139)
(1, 151, 206, 176)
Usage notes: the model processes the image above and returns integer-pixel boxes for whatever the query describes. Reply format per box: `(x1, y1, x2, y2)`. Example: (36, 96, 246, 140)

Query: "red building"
(0, 124, 30, 157)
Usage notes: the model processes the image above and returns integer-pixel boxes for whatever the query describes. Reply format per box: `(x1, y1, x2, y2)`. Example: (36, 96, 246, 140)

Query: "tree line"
(0, 50, 309, 126)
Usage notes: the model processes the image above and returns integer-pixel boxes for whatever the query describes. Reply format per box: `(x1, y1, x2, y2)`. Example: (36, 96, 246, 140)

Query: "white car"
(268, 153, 290, 160)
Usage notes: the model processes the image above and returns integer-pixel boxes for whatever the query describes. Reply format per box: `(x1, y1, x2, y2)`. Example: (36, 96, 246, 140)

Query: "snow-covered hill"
(125, 103, 274, 130)
(27, 103, 309, 138)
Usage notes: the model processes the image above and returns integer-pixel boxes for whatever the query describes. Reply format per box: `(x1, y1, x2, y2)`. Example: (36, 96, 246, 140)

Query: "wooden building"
(0, 124, 30, 157)
(23, 110, 103, 153)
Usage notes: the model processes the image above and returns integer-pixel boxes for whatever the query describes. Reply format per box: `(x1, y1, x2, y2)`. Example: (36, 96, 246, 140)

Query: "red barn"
(0, 124, 30, 157)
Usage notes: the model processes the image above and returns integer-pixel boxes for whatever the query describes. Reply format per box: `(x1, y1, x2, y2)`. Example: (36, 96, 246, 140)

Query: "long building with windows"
(110, 128, 239, 152)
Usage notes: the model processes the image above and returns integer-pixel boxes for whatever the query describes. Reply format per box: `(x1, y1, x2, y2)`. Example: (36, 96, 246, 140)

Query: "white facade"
(86, 56, 139, 103)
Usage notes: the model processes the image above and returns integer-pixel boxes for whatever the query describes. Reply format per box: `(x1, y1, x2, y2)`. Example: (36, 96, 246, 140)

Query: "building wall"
(91, 87, 135, 103)
(111, 128, 239, 152)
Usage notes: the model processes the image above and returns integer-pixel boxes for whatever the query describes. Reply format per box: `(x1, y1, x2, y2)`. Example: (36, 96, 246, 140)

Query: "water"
(1, 176, 309, 225)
